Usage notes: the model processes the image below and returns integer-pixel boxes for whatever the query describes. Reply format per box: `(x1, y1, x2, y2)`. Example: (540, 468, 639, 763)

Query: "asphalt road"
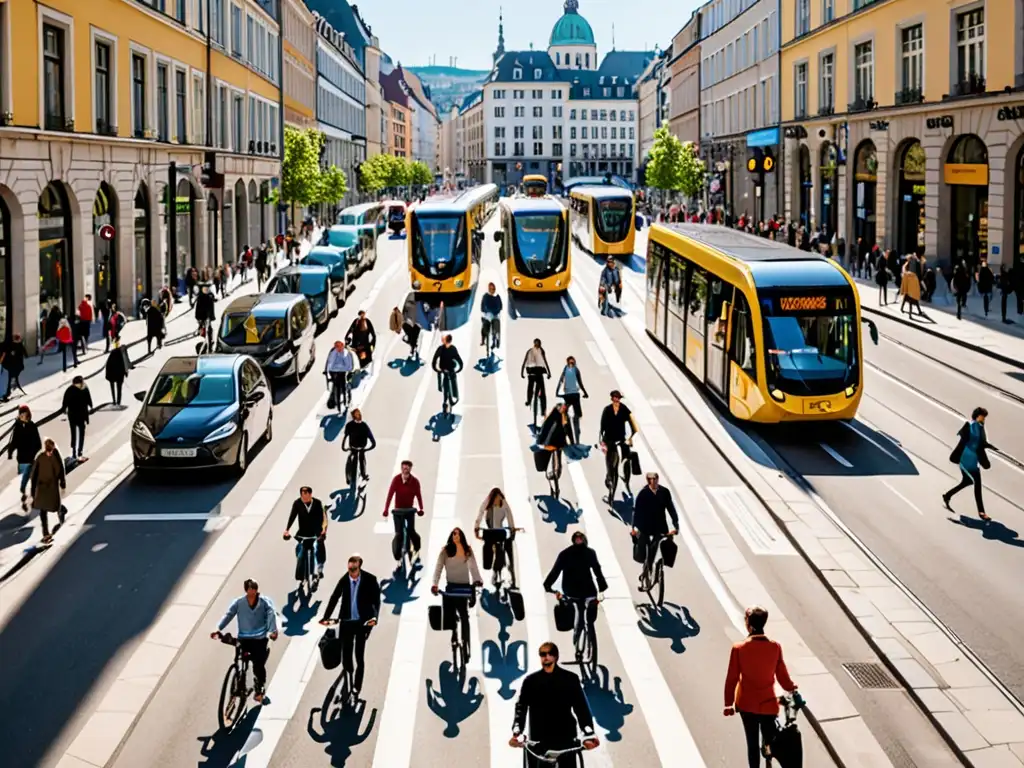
(0, 225, 960, 768)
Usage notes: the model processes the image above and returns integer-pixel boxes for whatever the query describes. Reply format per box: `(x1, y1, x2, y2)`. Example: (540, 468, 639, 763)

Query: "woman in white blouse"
(475, 488, 518, 588)
(431, 527, 483, 645)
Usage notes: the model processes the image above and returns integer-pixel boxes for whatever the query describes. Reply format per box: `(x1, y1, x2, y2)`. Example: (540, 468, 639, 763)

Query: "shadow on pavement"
(636, 602, 701, 654)
(387, 355, 423, 377)
(507, 293, 578, 320)
(479, 589, 526, 700)
(424, 662, 484, 738)
(196, 708, 262, 767)
(0, 473, 237, 768)
(320, 412, 347, 443)
(379, 562, 422, 616)
(281, 587, 323, 636)
(948, 515, 1024, 548)
(307, 677, 378, 766)
(535, 494, 580, 533)
(474, 355, 502, 377)
(329, 486, 365, 523)
(582, 664, 635, 742)
(426, 412, 460, 441)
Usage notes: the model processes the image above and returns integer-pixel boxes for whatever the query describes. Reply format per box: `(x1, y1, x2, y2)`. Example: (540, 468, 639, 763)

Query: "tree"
(409, 160, 433, 186)
(677, 140, 705, 199)
(359, 153, 392, 193)
(386, 155, 411, 188)
(316, 165, 348, 205)
(645, 125, 706, 202)
(280, 126, 324, 207)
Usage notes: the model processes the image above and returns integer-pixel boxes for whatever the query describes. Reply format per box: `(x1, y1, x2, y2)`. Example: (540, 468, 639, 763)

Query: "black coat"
(105, 347, 130, 383)
(7, 419, 42, 464)
(62, 385, 94, 424)
(195, 289, 217, 322)
(513, 665, 595, 745)
(537, 409, 569, 450)
(1, 340, 28, 375)
(949, 421, 992, 470)
(146, 305, 165, 337)
(543, 544, 608, 598)
(632, 485, 680, 535)
(323, 571, 381, 623)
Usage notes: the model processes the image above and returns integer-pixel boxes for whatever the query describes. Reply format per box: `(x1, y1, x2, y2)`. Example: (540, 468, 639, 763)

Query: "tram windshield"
(594, 197, 633, 242)
(512, 213, 567, 278)
(411, 213, 467, 279)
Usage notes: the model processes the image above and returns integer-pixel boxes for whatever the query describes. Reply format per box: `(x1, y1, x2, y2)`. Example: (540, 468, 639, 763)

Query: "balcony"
(895, 87, 924, 106)
(817, 104, 835, 117)
(847, 97, 876, 113)
(950, 75, 986, 98)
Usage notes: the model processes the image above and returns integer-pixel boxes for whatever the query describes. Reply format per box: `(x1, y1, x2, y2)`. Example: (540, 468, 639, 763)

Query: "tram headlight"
(555, 279, 562, 287)
(844, 384, 857, 398)
(769, 388, 786, 402)
(513, 277, 522, 287)
(455, 279, 465, 288)
(412, 279, 422, 290)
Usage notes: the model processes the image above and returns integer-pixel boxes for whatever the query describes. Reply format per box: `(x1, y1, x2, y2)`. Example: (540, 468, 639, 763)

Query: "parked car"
(215, 294, 316, 384)
(131, 354, 272, 475)
(301, 245, 350, 300)
(330, 224, 377, 276)
(383, 200, 407, 234)
(267, 265, 337, 326)
(338, 202, 386, 236)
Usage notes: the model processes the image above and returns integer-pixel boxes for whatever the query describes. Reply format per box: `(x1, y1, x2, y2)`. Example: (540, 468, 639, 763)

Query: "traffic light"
(200, 151, 224, 189)
(747, 148, 775, 175)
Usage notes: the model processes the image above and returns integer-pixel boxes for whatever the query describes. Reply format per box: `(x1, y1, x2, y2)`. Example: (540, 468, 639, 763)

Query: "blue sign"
(992, 245, 1000, 255)
(746, 128, 779, 148)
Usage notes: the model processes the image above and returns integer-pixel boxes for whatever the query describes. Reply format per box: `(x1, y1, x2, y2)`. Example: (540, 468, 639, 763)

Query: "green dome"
(549, 5, 595, 47)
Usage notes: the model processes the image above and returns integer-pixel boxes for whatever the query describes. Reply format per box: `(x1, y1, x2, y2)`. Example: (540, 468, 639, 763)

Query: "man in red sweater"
(383, 460, 424, 559)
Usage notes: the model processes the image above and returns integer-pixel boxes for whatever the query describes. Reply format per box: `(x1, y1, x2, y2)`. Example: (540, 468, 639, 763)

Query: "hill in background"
(406, 65, 490, 116)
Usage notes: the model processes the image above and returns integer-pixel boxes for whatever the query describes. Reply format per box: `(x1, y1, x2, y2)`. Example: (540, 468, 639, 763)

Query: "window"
(532, 89, 542, 98)
(533, 68, 542, 79)
(43, 24, 66, 131)
(956, 8, 985, 83)
(95, 41, 113, 133)
(552, 143, 562, 155)
(141, 0, 167, 10)
(819, 53, 834, 111)
(533, 141, 543, 155)
(233, 94, 243, 150)
(175, 69, 187, 142)
(795, 63, 807, 117)
(513, 67, 522, 80)
(533, 125, 543, 139)
(513, 90, 523, 99)
(230, 4, 242, 56)
(854, 41, 874, 103)
(494, 141, 504, 155)
(247, 14, 254, 59)
(157, 64, 169, 140)
(533, 106, 542, 117)
(494, 106, 504, 117)
(514, 106, 524, 117)
(131, 53, 147, 138)
(553, 105, 562, 118)
(514, 141, 524, 155)
(514, 126, 524, 139)
(822, 0, 834, 23)
(582, 126, 588, 139)
(192, 75, 204, 144)
(796, 0, 809, 36)
(570, 126, 577, 139)
(176, 0, 186, 23)
(901, 25, 923, 93)
(211, 0, 225, 46)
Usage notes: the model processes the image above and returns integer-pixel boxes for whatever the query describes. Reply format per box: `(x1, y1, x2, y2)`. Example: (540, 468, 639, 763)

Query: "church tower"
(493, 8, 506, 65)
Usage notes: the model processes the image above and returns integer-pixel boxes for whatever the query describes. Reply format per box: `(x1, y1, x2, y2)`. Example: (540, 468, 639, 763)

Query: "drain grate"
(842, 662, 901, 690)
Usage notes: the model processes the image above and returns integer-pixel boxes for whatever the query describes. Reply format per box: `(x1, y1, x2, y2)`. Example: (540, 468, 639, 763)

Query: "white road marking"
(881, 480, 925, 516)
(819, 443, 854, 468)
(840, 420, 899, 462)
(560, 295, 573, 318)
(102, 513, 216, 522)
(371, 323, 472, 768)
(707, 487, 797, 556)
(584, 340, 607, 368)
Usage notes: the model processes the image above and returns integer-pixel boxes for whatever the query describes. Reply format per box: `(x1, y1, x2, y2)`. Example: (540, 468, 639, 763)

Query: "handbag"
(553, 601, 574, 632)
(660, 537, 679, 568)
(629, 449, 642, 476)
(534, 448, 552, 473)
(632, 535, 647, 564)
(508, 589, 526, 622)
(318, 628, 341, 670)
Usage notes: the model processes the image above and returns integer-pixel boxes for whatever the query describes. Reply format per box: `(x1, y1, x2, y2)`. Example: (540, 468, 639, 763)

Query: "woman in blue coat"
(943, 407, 993, 521)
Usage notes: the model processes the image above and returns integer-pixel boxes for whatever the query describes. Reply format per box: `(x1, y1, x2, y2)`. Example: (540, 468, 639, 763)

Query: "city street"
(0, 222, 970, 768)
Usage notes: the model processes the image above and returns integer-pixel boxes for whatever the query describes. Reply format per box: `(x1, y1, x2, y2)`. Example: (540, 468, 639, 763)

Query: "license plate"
(805, 399, 833, 414)
(160, 448, 197, 458)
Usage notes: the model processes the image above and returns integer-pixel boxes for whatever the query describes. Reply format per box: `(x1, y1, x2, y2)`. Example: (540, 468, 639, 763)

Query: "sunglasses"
(538, 650, 556, 658)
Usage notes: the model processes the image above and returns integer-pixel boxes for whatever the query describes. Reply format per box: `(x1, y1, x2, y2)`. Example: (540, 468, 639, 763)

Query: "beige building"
(459, 91, 486, 184)
(364, 47, 388, 158)
(636, 50, 670, 170)
(282, 0, 316, 130)
(439, 107, 459, 184)
(668, 14, 702, 146)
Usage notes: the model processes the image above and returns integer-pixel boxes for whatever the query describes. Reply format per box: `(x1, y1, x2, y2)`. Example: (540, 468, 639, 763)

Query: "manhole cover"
(842, 662, 901, 690)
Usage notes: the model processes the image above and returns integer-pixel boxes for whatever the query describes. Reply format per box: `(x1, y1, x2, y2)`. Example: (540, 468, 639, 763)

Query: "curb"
(861, 304, 1024, 371)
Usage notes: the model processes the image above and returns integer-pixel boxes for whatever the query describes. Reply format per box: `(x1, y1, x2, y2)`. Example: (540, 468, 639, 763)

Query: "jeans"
(329, 371, 351, 405)
(340, 623, 371, 691)
(526, 367, 547, 411)
(110, 380, 123, 405)
(18, 463, 32, 494)
(980, 291, 991, 315)
(61, 342, 78, 372)
(39, 505, 67, 538)
(69, 421, 86, 457)
(346, 448, 367, 480)
(238, 637, 270, 687)
(956, 293, 967, 319)
(148, 333, 163, 353)
(945, 467, 985, 516)
(739, 711, 778, 768)
(878, 284, 887, 305)
(562, 393, 582, 443)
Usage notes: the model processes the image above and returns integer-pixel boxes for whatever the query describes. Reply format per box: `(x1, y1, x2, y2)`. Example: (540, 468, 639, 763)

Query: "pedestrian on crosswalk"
(0, 332, 28, 400)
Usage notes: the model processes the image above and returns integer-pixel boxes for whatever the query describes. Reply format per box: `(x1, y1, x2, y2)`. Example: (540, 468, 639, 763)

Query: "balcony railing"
(895, 87, 924, 106)
(847, 97, 876, 113)
(817, 104, 835, 117)
(795, 107, 808, 119)
(951, 75, 986, 97)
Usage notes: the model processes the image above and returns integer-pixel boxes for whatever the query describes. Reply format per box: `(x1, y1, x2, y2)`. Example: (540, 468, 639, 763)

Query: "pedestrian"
(943, 406, 993, 521)
(921, 256, 936, 302)
(320, 553, 381, 695)
(952, 261, 971, 320)
(61, 375, 93, 461)
(145, 298, 166, 353)
(105, 339, 130, 407)
(29, 437, 67, 544)
(1, 332, 28, 400)
(195, 283, 217, 340)
(836, 234, 846, 268)
(97, 296, 112, 351)
(555, 356, 589, 445)
(77, 294, 95, 355)
(724, 605, 799, 768)
(185, 266, 198, 308)
(875, 252, 890, 305)
(900, 254, 923, 317)
(975, 258, 994, 316)
(997, 265, 1014, 324)
(256, 244, 269, 289)
(6, 405, 42, 512)
(346, 310, 377, 371)
(107, 302, 127, 348)
(55, 318, 78, 372)
(44, 303, 62, 345)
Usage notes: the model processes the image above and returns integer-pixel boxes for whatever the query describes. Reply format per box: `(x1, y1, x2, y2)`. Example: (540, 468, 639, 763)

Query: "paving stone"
(933, 711, 990, 752)
(904, 630, 963, 666)
(65, 711, 136, 767)
(890, 657, 939, 689)
(948, 687, 1018, 712)
(849, 570, 893, 588)
(872, 636, 912, 660)
(797, 672, 858, 722)
(834, 587, 878, 618)
(965, 710, 1024, 746)
(143, 603, 206, 650)
(819, 717, 897, 768)
(823, 569, 857, 588)
(963, 745, 1024, 767)
(934, 659, 991, 689)
(915, 688, 958, 713)
(858, 615, 898, 639)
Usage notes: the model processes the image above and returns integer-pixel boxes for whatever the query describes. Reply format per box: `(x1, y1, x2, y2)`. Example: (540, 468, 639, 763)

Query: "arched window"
(946, 134, 989, 269)
(853, 140, 878, 248)
(948, 134, 987, 165)
(38, 182, 75, 313)
(896, 140, 926, 256)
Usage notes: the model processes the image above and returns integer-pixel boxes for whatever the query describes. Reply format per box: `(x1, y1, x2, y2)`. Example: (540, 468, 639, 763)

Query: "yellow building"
(282, 0, 316, 129)
(779, 0, 1024, 271)
(0, 0, 282, 348)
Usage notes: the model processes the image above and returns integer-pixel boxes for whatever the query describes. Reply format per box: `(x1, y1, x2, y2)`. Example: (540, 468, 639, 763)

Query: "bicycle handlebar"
(320, 618, 375, 627)
(558, 594, 602, 604)
(438, 585, 479, 598)
(519, 740, 589, 760)
(390, 507, 419, 516)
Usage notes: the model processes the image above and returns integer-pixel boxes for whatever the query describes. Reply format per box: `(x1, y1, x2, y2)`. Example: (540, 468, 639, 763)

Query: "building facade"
(313, 11, 366, 210)
(459, 90, 486, 184)
(635, 49, 670, 172)
(668, 14, 702, 146)
(282, 0, 316, 130)
(379, 65, 411, 158)
(781, 0, 1024, 271)
(0, 0, 281, 348)
(439, 108, 458, 182)
(401, 69, 440, 170)
(699, 0, 782, 221)
(364, 46, 388, 158)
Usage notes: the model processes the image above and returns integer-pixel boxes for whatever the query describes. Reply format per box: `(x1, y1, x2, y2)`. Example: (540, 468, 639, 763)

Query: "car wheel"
(264, 413, 273, 443)
(235, 433, 249, 476)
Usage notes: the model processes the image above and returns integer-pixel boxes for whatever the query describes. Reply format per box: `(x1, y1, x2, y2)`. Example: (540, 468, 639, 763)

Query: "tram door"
(706, 277, 731, 397)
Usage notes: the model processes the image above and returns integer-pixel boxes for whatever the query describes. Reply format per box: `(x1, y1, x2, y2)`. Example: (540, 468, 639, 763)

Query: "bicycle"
(391, 508, 419, 578)
(439, 585, 477, 682)
(482, 313, 500, 358)
(439, 369, 457, 415)
(560, 595, 600, 678)
(517, 739, 588, 766)
(546, 449, 563, 501)
(527, 373, 547, 431)
(637, 533, 671, 608)
(327, 371, 351, 413)
(319, 617, 375, 709)
(214, 632, 253, 730)
(603, 441, 633, 503)
(478, 527, 524, 600)
(288, 534, 320, 595)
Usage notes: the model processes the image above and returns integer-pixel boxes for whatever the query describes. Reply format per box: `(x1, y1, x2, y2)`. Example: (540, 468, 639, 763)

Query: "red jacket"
(78, 300, 94, 322)
(385, 474, 424, 511)
(724, 634, 797, 715)
(56, 324, 74, 344)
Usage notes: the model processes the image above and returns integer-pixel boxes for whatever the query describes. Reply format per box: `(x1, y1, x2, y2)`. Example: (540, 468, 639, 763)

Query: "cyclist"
(342, 408, 376, 482)
(521, 338, 551, 411)
(555, 356, 589, 445)
(383, 460, 424, 559)
(324, 340, 355, 409)
(210, 578, 279, 702)
(599, 258, 622, 314)
(543, 531, 607, 631)
(631, 472, 679, 585)
(431, 334, 464, 404)
(510, 641, 600, 765)
(283, 486, 328, 582)
(346, 310, 377, 372)
(537, 402, 570, 481)
(431, 527, 483, 649)
(598, 390, 640, 492)
(475, 487, 518, 588)
(320, 553, 380, 695)
(480, 282, 503, 347)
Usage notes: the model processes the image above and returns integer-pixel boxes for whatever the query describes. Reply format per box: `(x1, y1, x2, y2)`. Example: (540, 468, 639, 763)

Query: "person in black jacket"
(283, 486, 328, 581)
(105, 340, 130, 406)
(1, 332, 29, 399)
(544, 531, 608, 634)
(997, 265, 1014, 324)
(320, 553, 380, 694)
(145, 299, 165, 352)
(195, 284, 217, 339)
(62, 376, 93, 461)
(6, 405, 42, 511)
(432, 334, 464, 403)
(631, 473, 680, 581)
(510, 641, 599, 765)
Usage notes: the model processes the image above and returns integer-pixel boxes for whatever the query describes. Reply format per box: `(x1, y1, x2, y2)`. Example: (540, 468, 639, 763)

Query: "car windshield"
(327, 229, 358, 248)
(595, 197, 633, 242)
(272, 273, 326, 296)
(148, 373, 235, 406)
(764, 314, 857, 395)
(523, 180, 547, 198)
(220, 312, 286, 346)
(338, 213, 359, 225)
(411, 213, 467, 278)
(512, 213, 567, 277)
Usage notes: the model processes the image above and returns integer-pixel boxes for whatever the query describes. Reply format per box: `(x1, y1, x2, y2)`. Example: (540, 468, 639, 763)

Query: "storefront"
(852, 140, 878, 248)
(819, 142, 838, 240)
(134, 184, 151, 308)
(797, 144, 811, 226)
(173, 178, 197, 279)
(1014, 143, 1024, 272)
(234, 180, 248, 254)
(0, 196, 10, 341)
(38, 182, 75, 313)
(92, 182, 118, 307)
(945, 134, 989, 270)
(895, 140, 926, 257)
(248, 181, 261, 247)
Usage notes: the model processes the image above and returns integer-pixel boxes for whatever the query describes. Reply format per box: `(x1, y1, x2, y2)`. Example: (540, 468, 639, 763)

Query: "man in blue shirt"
(321, 554, 381, 694)
(324, 339, 355, 408)
(480, 282, 503, 347)
(211, 578, 279, 701)
(599, 259, 621, 316)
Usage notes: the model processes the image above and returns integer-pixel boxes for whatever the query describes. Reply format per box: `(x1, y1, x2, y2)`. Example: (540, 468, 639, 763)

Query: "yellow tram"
(494, 197, 570, 293)
(644, 224, 878, 423)
(521, 174, 549, 198)
(568, 185, 636, 257)
(407, 184, 499, 294)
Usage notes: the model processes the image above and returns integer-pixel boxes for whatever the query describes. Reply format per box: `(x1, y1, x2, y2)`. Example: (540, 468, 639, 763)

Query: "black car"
(131, 354, 273, 474)
(215, 293, 316, 384)
(266, 265, 337, 326)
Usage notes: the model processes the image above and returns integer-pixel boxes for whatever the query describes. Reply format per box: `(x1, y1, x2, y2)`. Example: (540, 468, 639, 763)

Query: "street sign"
(98, 224, 115, 241)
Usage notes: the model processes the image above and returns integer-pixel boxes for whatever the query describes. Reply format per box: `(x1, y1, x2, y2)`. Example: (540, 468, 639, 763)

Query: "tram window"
(706, 277, 730, 343)
(687, 267, 707, 332)
(647, 244, 663, 297)
(668, 257, 684, 312)
(730, 292, 756, 380)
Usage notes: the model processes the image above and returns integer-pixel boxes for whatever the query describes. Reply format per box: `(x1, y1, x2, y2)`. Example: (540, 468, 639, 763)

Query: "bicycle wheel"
(218, 664, 244, 730)
(334, 669, 351, 708)
(606, 452, 619, 502)
(653, 561, 665, 608)
(345, 454, 356, 489)
(585, 621, 599, 676)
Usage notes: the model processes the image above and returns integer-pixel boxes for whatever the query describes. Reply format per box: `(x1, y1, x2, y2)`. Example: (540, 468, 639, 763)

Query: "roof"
(550, 6, 595, 46)
(417, 184, 498, 214)
(223, 293, 304, 317)
(341, 202, 382, 216)
(379, 67, 409, 107)
(569, 185, 634, 200)
(490, 51, 561, 83)
(566, 51, 655, 100)
(502, 198, 565, 215)
(160, 355, 242, 376)
(276, 265, 331, 278)
(459, 89, 483, 113)
(563, 175, 633, 190)
(304, 0, 370, 67)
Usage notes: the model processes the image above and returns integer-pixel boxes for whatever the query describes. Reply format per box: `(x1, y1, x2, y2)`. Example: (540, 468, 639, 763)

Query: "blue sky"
(357, 0, 703, 71)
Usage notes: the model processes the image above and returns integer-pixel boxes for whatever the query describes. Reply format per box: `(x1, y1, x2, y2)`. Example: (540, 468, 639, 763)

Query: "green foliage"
(386, 155, 411, 187)
(645, 125, 705, 198)
(678, 140, 705, 199)
(280, 126, 324, 207)
(409, 160, 434, 186)
(317, 165, 349, 205)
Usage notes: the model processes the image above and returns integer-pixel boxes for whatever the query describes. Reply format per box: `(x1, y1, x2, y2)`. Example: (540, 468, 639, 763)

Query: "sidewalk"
(853, 277, 1024, 368)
